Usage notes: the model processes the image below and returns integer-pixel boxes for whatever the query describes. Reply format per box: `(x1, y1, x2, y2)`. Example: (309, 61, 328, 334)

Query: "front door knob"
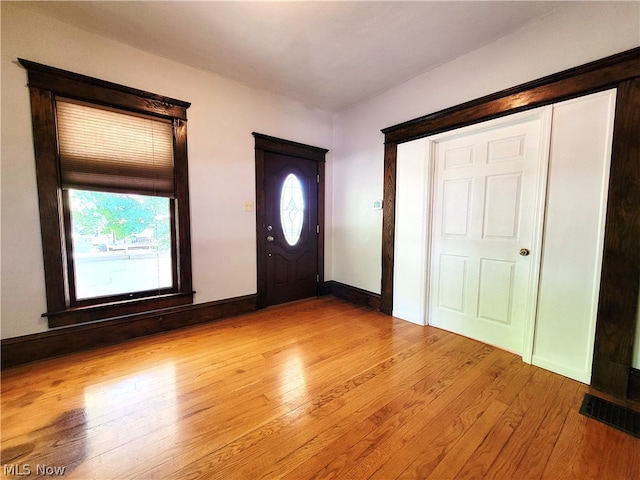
(519, 248, 530, 257)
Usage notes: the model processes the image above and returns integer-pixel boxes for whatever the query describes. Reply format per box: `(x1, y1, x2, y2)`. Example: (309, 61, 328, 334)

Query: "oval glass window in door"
(280, 173, 305, 246)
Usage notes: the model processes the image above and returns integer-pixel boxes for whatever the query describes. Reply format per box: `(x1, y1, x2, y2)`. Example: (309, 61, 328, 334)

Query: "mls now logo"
(3, 464, 66, 476)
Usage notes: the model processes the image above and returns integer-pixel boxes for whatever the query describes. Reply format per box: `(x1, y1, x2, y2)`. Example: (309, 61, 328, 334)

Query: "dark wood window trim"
(253, 133, 327, 309)
(380, 47, 640, 398)
(20, 59, 194, 328)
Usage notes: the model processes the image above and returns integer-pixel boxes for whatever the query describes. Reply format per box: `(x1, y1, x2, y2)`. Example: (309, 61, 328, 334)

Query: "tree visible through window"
(69, 190, 172, 299)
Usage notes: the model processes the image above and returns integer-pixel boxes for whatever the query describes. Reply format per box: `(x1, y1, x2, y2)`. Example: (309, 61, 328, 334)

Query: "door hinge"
(316, 225, 320, 234)
(317, 174, 320, 183)
(317, 274, 320, 282)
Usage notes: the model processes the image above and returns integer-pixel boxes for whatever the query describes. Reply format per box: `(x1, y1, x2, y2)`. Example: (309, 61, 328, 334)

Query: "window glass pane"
(279, 173, 304, 246)
(69, 189, 172, 300)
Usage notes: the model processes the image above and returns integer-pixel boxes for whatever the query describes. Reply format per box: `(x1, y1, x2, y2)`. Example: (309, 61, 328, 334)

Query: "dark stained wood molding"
(318, 281, 333, 297)
(254, 145, 268, 309)
(318, 160, 326, 292)
(253, 132, 328, 162)
(46, 292, 195, 328)
(325, 281, 381, 311)
(381, 141, 398, 315)
(381, 47, 640, 398)
(174, 118, 194, 295)
(18, 58, 190, 119)
(1, 295, 257, 369)
(591, 78, 640, 398)
(253, 133, 328, 309)
(382, 47, 640, 144)
(629, 368, 640, 402)
(28, 86, 67, 314)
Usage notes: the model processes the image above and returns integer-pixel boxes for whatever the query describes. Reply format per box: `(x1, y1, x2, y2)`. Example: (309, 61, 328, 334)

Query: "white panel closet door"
(428, 108, 551, 355)
(393, 139, 430, 325)
(532, 90, 616, 383)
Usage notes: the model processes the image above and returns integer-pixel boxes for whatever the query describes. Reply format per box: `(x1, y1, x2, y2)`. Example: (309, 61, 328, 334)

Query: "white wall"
(331, 2, 640, 294)
(0, 3, 333, 339)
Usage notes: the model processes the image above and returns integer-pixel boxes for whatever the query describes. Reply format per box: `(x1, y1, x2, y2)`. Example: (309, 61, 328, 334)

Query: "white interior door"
(428, 108, 551, 355)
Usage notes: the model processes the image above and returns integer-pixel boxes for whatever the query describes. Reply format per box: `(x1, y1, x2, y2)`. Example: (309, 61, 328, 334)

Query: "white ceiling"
(22, 1, 568, 113)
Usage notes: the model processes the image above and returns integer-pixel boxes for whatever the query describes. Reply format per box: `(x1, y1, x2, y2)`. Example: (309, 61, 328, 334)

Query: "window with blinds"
(56, 99, 175, 196)
(21, 58, 193, 327)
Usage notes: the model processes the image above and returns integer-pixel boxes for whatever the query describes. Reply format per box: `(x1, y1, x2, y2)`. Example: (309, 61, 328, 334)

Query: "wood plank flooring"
(1, 297, 638, 479)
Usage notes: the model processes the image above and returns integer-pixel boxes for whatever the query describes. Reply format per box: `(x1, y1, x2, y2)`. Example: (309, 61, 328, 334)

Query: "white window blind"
(56, 99, 175, 196)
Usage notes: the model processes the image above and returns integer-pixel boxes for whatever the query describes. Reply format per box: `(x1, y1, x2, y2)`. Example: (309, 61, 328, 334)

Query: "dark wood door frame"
(380, 47, 640, 398)
(253, 133, 328, 309)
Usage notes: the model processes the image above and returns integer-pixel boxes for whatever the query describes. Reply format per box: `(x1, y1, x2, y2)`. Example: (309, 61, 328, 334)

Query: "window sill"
(43, 291, 195, 328)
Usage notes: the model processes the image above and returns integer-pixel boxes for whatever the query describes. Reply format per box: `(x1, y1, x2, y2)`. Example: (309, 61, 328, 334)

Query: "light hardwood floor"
(1, 297, 638, 479)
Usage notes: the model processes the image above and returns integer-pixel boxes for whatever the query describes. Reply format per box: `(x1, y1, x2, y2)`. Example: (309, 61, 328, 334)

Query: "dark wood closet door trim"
(381, 47, 640, 398)
(591, 77, 640, 397)
(382, 48, 640, 143)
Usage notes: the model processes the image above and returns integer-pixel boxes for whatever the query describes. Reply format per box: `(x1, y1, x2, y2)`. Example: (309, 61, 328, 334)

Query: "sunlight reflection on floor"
(83, 362, 178, 456)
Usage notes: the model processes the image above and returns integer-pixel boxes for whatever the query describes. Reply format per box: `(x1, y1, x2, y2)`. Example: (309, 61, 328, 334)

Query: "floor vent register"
(579, 393, 640, 438)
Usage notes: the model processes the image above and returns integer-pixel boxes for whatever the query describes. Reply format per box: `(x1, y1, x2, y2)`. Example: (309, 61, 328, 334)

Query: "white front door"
(428, 108, 551, 355)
